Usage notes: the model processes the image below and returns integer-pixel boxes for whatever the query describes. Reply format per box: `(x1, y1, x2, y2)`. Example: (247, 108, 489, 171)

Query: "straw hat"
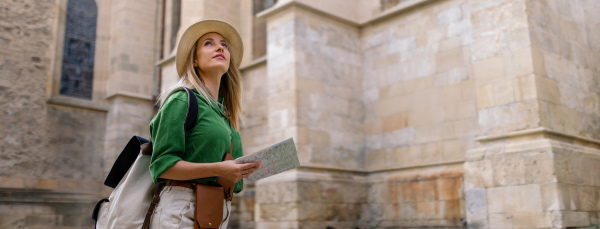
(175, 20, 243, 77)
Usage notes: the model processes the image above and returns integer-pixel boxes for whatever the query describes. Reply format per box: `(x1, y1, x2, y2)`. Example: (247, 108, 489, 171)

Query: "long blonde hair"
(158, 42, 243, 131)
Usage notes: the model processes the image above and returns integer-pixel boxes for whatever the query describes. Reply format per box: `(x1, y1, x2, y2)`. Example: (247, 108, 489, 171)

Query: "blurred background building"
(1, 0, 599, 228)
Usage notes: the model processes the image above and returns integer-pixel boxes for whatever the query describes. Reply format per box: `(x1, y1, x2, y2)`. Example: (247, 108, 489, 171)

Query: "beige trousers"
(150, 186, 231, 229)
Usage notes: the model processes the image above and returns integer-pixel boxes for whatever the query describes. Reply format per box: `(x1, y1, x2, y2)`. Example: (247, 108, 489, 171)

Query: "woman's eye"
(221, 43, 228, 49)
(204, 41, 212, 46)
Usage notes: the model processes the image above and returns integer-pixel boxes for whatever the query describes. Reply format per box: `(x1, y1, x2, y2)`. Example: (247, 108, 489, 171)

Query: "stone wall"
(0, 0, 108, 227)
(464, 0, 600, 228)
(362, 0, 473, 227)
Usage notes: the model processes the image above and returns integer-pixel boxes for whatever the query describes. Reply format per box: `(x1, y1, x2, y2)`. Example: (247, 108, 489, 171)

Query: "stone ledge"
(256, 0, 435, 28)
(475, 127, 600, 147)
(46, 95, 108, 112)
(0, 188, 100, 204)
(0, 177, 105, 195)
(240, 56, 267, 71)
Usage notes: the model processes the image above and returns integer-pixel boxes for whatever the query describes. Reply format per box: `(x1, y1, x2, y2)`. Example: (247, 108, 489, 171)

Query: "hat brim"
(175, 20, 243, 77)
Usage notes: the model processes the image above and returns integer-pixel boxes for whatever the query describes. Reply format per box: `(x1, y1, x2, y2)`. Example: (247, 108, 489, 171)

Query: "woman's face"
(194, 33, 230, 76)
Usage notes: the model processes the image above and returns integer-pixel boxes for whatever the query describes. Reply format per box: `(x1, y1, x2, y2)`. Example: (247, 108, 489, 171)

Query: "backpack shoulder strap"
(182, 87, 198, 134)
(102, 87, 198, 188)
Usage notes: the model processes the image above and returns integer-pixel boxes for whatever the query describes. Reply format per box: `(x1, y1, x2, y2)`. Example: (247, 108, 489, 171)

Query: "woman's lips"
(213, 54, 225, 59)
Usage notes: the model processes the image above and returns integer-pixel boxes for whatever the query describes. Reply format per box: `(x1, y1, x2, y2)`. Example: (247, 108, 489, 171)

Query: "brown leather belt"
(166, 180, 195, 189)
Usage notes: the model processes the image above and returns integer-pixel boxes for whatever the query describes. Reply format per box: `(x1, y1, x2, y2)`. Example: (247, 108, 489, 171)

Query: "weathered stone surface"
(465, 188, 488, 228)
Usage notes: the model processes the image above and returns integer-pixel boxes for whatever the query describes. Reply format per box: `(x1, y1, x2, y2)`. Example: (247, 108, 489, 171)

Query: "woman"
(149, 20, 260, 228)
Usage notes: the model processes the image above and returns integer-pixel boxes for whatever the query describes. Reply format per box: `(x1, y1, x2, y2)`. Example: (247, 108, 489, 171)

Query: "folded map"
(235, 137, 300, 183)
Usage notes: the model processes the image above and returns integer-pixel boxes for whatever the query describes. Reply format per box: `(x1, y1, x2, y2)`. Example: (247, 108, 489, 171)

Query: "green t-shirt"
(149, 89, 243, 193)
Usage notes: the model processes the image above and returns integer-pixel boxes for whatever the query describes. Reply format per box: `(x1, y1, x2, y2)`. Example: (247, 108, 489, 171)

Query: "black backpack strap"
(103, 136, 150, 188)
(102, 87, 198, 189)
(182, 87, 198, 134)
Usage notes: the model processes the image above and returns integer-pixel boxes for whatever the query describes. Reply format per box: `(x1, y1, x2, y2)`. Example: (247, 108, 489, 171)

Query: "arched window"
(59, 0, 97, 99)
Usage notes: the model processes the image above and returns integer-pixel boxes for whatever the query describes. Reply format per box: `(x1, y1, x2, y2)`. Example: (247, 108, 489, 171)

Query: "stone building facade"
(0, 0, 598, 228)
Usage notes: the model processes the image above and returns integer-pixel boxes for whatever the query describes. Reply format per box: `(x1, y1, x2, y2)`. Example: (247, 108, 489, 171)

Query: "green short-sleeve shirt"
(149, 89, 243, 193)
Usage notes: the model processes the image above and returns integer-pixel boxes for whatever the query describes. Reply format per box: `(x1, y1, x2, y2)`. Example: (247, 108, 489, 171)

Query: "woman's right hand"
(218, 160, 261, 182)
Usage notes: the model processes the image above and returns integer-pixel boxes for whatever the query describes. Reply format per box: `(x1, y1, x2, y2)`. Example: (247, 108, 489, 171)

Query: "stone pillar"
(464, 0, 600, 228)
(103, 0, 158, 174)
(255, 3, 366, 228)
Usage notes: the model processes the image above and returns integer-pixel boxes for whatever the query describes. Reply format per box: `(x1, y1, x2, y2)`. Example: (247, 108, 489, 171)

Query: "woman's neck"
(199, 71, 221, 101)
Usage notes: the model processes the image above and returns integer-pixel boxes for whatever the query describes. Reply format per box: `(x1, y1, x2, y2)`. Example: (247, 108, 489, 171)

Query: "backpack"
(92, 87, 198, 229)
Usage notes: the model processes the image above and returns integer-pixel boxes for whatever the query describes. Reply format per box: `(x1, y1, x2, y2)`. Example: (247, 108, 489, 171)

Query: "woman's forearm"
(159, 160, 222, 180)
(159, 160, 261, 182)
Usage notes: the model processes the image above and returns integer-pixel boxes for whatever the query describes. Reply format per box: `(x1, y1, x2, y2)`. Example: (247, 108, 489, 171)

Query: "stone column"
(103, 0, 158, 174)
(255, 3, 366, 228)
(464, 0, 600, 228)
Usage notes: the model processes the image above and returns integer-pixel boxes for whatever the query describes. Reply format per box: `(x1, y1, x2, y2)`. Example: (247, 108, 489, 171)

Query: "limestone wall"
(527, 0, 600, 140)
(361, 0, 473, 226)
(0, 0, 108, 227)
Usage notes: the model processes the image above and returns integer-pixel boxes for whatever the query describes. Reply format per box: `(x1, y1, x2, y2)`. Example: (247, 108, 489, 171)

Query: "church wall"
(0, 0, 108, 227)
(361, 0, 473, 227)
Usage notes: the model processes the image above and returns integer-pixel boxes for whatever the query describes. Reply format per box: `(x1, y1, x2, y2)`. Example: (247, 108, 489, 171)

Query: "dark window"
(170, 0, 181, 51)
(252, 0, 277, 59)
(60, 0, 97, 99)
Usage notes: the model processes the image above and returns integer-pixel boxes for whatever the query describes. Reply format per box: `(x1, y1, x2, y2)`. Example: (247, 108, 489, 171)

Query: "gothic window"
(252, 0, 277, 59)
(170, 0, 181, 51)
(60, 0, 97, 99)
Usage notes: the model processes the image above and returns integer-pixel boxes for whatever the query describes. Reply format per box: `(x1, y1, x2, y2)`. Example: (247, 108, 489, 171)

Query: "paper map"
(235, 137, 300, 183)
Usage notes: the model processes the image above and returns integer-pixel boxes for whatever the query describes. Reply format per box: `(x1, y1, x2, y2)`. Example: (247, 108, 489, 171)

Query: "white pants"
(150, 186, 231, 229)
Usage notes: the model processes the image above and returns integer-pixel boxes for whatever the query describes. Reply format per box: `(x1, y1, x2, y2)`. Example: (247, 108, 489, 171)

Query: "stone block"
(441, 199, 461, 220)
(507, 47, 535, 78)
(536, 75, 560, 104)
(307, 128, 330, 146)
(442, 139, 466, 161)
(476, 84, 494, 109)
(478, 100, 541, 135)
(367, 182, 388, 204)
(297, 181, 323, 203)
(491, 153, 526, 186)
(297, 202, 326, 221)
(364, 118, 382, 135)
(489, 213, 511, 229)
(382, 113, 407, 133)
(437, 6, 463, 26)
(401, 181, 419, 202)
(524, 151, 555, 184)
(512, 74, 537, 102)
(575, 185, 598, 212)
(397, 201, 418, 220)
(257, 203, 298, 221)
(540, 183, 571, 211)
(491, 79, 515, 106)
(436, 46, 463, 73)
(417, 180, 438, 202)
(437, 177, 462, 201)
(417, 201, 442, 220)
(0, 214, 25, 228)
(512, 212, 552, 228)
(366, 149, 385, 171)
(463, 159, 494, 189)
(472, 55, 505, 84)
(551, 210, 591, 228)
(487, 184, 543, 214)
(324, 203, 361, 221)
(465, 188, 488, 228)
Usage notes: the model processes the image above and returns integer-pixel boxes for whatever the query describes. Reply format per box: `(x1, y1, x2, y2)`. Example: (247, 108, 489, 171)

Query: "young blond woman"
(149, 20, 260, 229)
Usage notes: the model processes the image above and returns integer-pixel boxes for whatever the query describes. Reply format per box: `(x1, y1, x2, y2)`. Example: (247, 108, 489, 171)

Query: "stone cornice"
(240, 56, 267, 71)
(256, 0, 435, 28)
(47, 95, 109, 112)
(475, 127, 600, 147)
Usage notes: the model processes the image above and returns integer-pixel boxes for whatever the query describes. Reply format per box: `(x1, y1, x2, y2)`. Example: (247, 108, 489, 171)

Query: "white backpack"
(92, 88, 199, 229)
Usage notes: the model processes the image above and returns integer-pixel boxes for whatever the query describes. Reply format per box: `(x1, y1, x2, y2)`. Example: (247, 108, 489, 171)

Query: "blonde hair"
(158, 42, 243, 131)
